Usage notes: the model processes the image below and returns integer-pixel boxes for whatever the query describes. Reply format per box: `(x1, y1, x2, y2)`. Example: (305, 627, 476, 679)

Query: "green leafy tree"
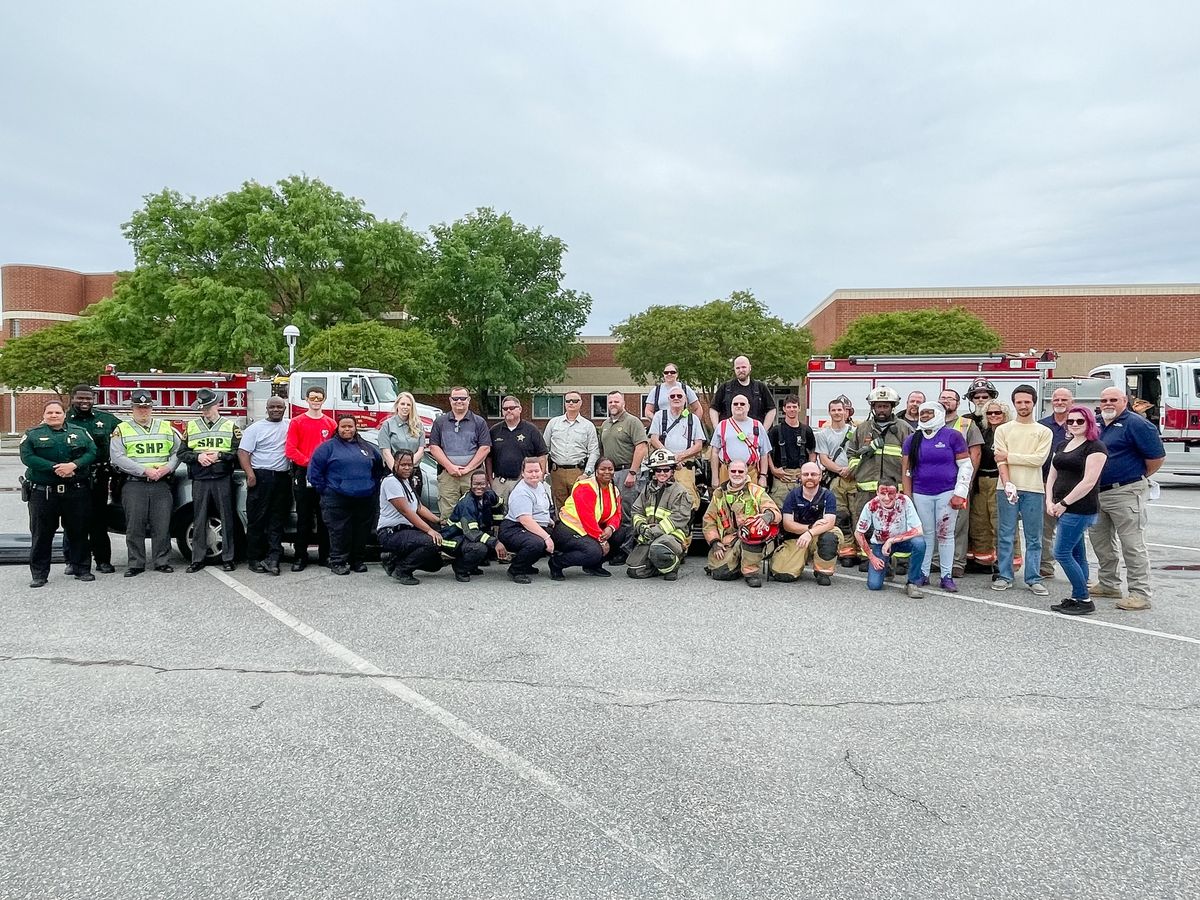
(0, 321, 126, 398)
(826, 307, 1003, 357)
(302, 322, 449, 392)
(612, 291, 813, 396)
(88, 176, 426, 370)
(410, 208, 591, 398)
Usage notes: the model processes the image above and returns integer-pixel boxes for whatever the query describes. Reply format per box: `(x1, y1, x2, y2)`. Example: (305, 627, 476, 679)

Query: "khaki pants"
(770, 468, 802, 507)
(491, 476, 520, 507)
(707, 539, 765, 577)
(436, 468, 481, 521)
(1089, 479, 1152, 599)
(674, 465, 701, 510)
(1041, 510, 1058, 577)
(550, 466, 583, 509)
(772, 528, 842, 577)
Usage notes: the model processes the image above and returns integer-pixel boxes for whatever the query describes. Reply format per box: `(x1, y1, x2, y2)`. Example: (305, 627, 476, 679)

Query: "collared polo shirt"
(430, 411, 491, 466)
(489, 420, 547, 479)
(1099, 410, 1165, 485)
(600, 412, 648, 469)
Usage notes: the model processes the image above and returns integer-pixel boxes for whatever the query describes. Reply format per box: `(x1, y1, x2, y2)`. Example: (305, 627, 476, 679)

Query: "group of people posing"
(20, 357, 1165, 615)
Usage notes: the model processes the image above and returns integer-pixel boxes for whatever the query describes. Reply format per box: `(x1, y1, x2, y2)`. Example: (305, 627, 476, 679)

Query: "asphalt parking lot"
(1, 456, 1197, 899)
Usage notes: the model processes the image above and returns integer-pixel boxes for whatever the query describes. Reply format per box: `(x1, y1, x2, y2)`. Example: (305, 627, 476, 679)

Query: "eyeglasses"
(565, 398, 582, 404)
(663, 369, 677, 375)
(502, 405, 519, 411)
(986, 411, 1005, 416)
(450, 396, 469, 402)
(669, 393, 684, 399)
(1099, 398, 1120, 404)
(653, 466, 674, 474)
(732, 402, 748, 407)
(1065, 417, 1086, 425)
(971, 394, 991, 401)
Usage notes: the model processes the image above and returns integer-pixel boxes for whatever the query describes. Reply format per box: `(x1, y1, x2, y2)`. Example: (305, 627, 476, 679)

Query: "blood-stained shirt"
(855, 495, 923, 544)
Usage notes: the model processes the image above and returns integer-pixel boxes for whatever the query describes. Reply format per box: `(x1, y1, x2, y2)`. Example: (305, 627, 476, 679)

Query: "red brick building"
(802, 284, 1200, 376)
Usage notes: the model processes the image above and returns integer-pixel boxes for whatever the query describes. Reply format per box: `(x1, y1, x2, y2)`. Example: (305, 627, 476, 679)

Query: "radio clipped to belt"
(19, 475, 30, 503)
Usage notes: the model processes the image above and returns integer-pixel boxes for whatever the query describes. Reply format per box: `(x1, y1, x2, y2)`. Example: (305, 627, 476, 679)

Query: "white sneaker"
(1029, 582, 1049, 596)
(991, 579, 1011, 592)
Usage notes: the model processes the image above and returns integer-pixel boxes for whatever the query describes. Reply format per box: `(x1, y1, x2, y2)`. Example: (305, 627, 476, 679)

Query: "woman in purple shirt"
(902, 402, 973, 591)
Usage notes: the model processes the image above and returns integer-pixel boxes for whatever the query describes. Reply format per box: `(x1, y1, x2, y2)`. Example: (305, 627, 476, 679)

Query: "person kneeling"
(626, 449, 693, 581)
(703, 459, 781, 588)
(854, 477, 927, 598)
(378, 452, 447, 585)
(497, 458, 556, 584)
(773, 462, 841, 586)
(550, 457, 630, 580)
(441, 470, 508, 582)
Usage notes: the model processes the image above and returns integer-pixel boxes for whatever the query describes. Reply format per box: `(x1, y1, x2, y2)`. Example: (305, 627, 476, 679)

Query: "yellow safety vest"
(558, 476, 621, 537)
(186, 416, 237, 453)
(116, 419, 176, 466)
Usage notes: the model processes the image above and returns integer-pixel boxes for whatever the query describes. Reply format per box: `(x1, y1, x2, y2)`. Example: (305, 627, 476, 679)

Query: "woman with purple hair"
(1044, 406, 1108, 615)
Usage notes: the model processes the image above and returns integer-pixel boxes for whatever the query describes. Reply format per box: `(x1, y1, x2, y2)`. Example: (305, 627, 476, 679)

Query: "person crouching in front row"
(441, 469, 509, 583)
(703, 459, 781, 588)
(377, 450, 449, 585)
(498, 458, 556, 584)
(854, 477, 927, 598)
(772, 462, 841, 586)
(548, 457, 631, 581)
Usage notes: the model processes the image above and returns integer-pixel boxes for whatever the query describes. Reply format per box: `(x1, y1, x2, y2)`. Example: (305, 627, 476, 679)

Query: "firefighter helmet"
(967, 378, 999, 400)
(646, 448, 677, 469)
(739, 518, 779, 548)
(865, 385, 901, 405)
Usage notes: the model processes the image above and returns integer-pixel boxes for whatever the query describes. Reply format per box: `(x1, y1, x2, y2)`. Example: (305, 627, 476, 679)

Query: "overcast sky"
(3, 1, 1198, 331)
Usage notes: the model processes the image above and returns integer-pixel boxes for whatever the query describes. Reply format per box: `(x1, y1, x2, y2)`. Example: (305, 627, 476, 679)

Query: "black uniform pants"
(292, 466, 330, 562)
(28, 483, 90, 580)
(379, 526, 444, 576)
(321, 492, 374, 567)
(550, 522, 631, 572)
(191, 477, 236, 564)
(498, 520, 550, 574)
(246, 469, 292, 565)
(63, 467, 111, 566)
(123, 479, 173, 569)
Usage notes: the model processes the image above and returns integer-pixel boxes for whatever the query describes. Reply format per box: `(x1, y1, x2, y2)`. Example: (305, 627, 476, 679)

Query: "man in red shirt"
(285, 385, 336, 571)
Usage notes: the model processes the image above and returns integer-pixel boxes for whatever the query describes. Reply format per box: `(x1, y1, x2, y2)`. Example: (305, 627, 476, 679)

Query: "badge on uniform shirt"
(517, 434, 525, 442)
(361, 449, 368, 457)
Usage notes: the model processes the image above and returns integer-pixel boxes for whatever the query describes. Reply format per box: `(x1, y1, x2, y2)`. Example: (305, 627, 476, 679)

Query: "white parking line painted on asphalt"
(1148, 504, 1200, 511)
(206, 568, 702, 896)
(1148, 542, 1200, 553)
(838, 573, 1200, 646)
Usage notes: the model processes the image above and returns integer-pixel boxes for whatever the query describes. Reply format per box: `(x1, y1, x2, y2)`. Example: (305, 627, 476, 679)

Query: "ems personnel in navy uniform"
(110, 389, 181, 576)
(20, 400, 98, 588)
(180, 388, 242, 573)
(65, 383, 121, 574)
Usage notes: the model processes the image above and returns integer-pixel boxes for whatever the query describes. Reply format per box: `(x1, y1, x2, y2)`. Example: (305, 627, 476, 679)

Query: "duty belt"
(1099, 478, 1144, 493)
(550, 461, 585, 471)
(33, 481, 88, 495)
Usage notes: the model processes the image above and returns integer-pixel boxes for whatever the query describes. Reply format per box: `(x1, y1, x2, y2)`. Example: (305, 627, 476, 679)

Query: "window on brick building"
(482, 394, 502, 418)
(591, 395, 606, 418)
(9, 319, 19, 339)
(532, 394, 564, 419)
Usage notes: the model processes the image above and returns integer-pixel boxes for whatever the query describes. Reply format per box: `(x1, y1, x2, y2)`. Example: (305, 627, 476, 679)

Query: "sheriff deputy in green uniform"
(179, 388, 242, 572)
(110, 389, 181, 576)
(66, 382, 122, 574)
(20, 399, 98, 588)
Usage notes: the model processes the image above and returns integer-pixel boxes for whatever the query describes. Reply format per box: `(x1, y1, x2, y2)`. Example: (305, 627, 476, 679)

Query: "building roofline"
(799, 282, 1200, 325)
(1, 263, 122, 278)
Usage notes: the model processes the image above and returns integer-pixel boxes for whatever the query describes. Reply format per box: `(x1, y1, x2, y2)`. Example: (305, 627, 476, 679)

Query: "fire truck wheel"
(172, 504, 245, 563)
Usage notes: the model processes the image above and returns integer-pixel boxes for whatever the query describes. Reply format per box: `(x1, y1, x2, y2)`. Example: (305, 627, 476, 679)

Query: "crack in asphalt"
(841, 749, 951, 825)
(1, 654, 1197, 712)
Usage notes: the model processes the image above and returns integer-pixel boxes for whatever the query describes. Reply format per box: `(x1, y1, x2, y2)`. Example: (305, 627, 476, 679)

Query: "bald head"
(733, 356, 751, 380)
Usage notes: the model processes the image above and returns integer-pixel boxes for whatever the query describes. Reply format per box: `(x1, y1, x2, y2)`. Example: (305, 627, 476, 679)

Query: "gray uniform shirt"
(816, 424, 854, 469)
(429, 412, 491, 466)
(505, 480, 554, 526)
(542, 415, 600, 471)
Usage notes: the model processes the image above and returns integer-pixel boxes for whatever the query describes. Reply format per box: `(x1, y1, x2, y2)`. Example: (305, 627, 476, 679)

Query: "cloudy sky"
(3, 1, 1197, 331)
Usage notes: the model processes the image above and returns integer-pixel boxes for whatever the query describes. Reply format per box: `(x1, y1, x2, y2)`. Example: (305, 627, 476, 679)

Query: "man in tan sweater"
(992, 384, 1053, 595)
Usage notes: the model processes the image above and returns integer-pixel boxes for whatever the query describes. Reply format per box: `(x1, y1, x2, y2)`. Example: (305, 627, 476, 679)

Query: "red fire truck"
(95, 367, 440, 438)
(804, 351, 1060, 426)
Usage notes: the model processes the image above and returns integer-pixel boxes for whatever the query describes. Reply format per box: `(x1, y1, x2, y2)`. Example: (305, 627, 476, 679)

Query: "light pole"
(283, 325, 300, 371)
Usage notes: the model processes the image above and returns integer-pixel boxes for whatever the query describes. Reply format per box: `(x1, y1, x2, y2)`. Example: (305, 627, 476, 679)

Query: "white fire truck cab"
(804, 351, 1059, 426)
(1088, 359, 1200, 445)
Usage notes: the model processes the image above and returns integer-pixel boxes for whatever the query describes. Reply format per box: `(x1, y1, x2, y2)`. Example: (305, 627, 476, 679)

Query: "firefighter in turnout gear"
(626, 448, 693, 581)
(703, 457, 781, 588)
(179, 388, 242, 572)
(846, 385, 912, 569)
(440, 469, 508, 582)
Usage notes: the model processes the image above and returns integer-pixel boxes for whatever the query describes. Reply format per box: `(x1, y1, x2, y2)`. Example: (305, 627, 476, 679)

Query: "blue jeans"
(997, 489, 1043, 585)
(1054, 512, 1098, 600)
(866, 537, 927, 590)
